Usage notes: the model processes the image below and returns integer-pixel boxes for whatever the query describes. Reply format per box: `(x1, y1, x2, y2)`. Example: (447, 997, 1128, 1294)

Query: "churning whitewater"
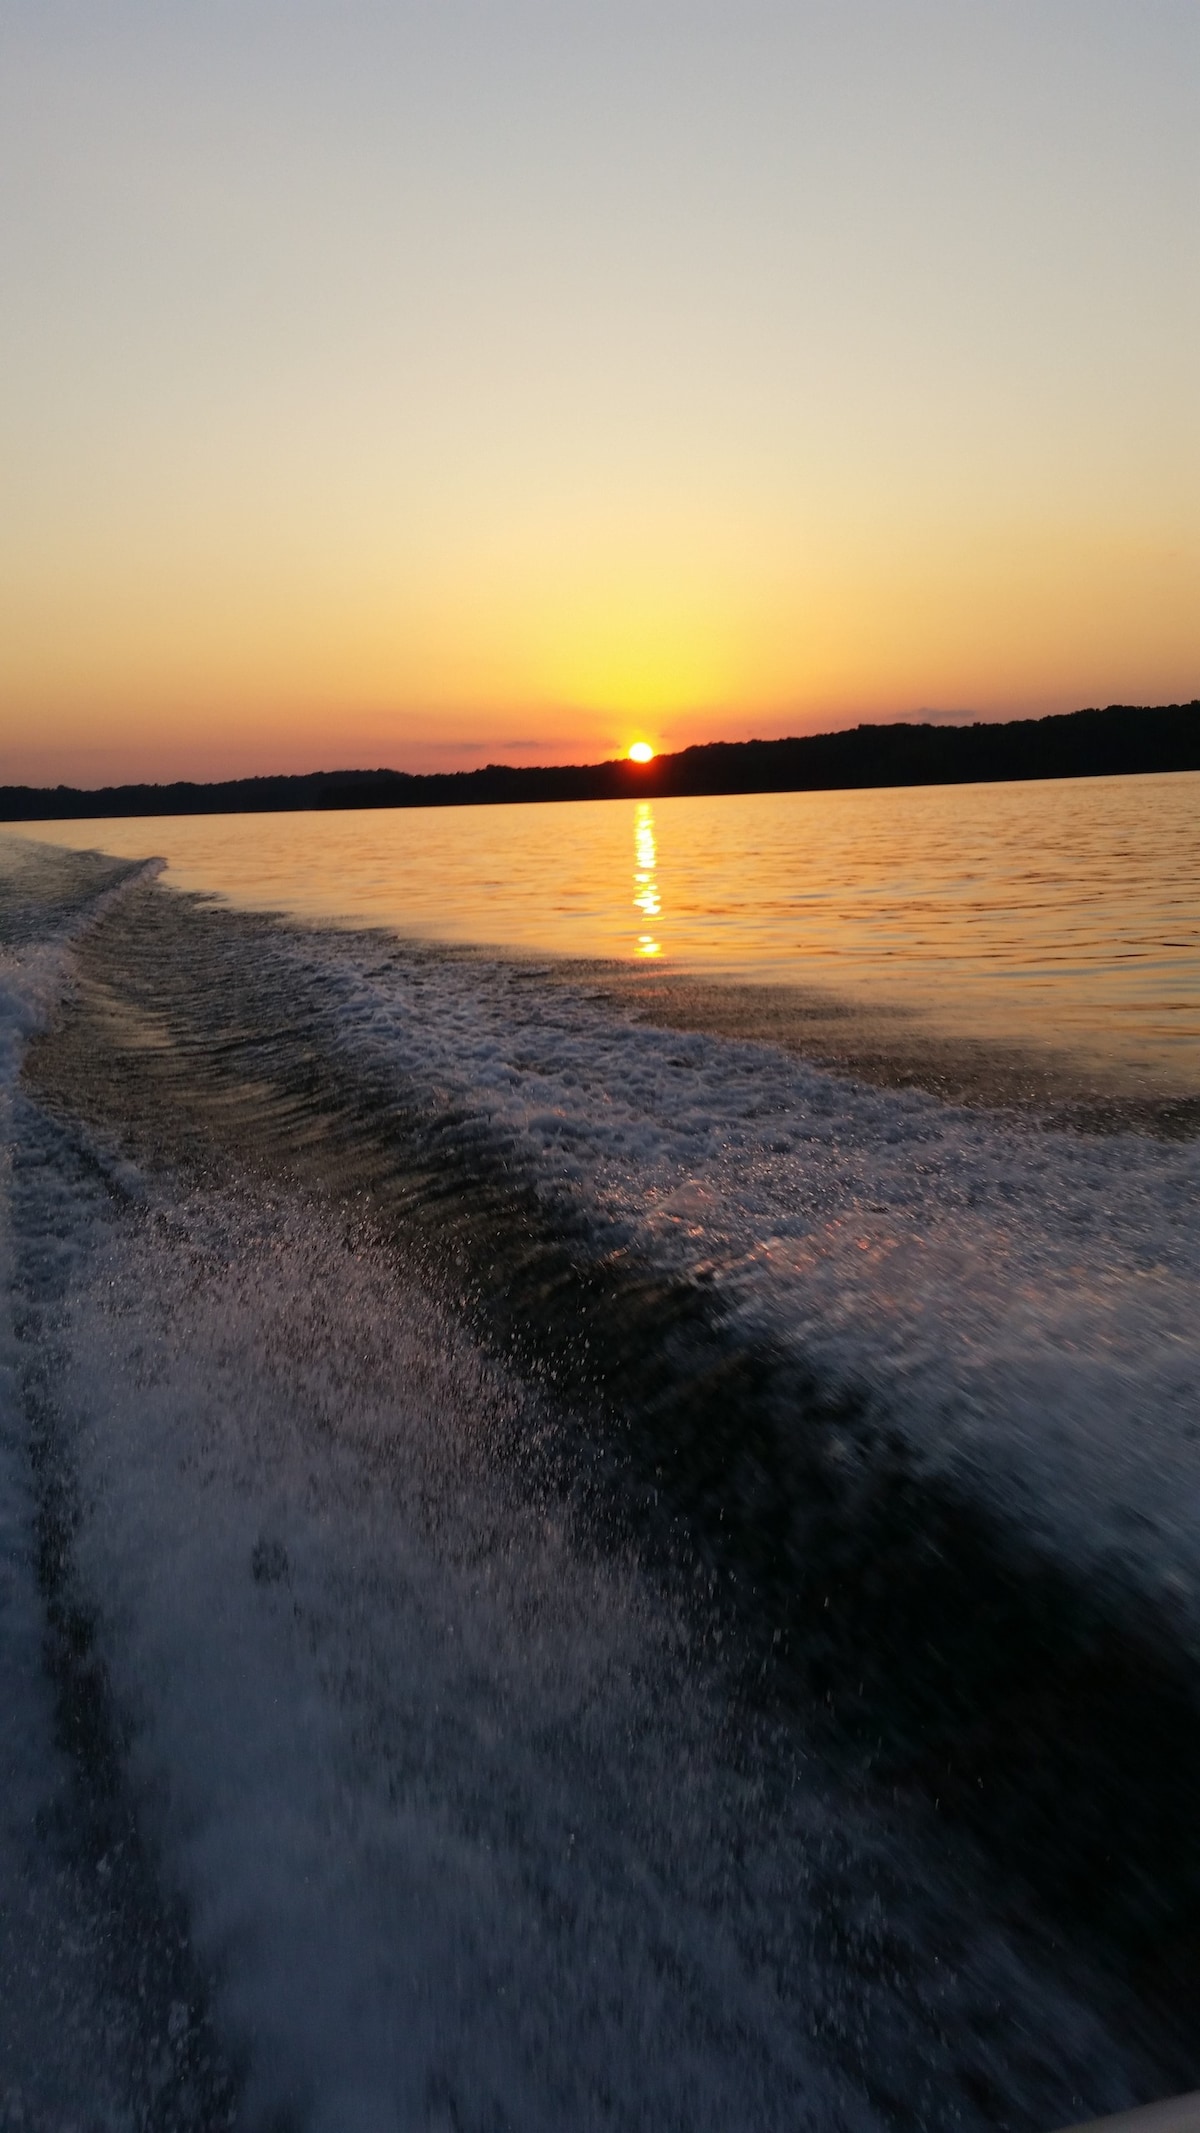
(2, 839, 1198, 2131)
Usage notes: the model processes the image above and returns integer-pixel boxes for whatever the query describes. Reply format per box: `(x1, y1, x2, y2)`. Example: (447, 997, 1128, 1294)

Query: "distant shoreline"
(3, 698, 1197, 823)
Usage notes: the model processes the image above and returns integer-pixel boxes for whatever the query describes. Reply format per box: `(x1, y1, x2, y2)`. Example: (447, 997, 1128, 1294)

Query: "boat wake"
(2, 843, 1198, 2129)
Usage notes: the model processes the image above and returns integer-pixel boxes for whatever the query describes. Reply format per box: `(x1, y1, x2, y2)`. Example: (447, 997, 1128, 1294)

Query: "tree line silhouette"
(3, 699, 1197, 822)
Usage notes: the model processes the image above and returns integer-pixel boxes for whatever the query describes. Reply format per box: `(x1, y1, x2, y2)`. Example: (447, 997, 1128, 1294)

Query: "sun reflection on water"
(633, 801, 662, 957)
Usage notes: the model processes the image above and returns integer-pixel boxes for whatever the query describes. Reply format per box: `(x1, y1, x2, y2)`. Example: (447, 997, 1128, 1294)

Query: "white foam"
(0, 850, 168, 2125)
(289, 930, 1200, 1621)
(41, 1164, 1132, 2129)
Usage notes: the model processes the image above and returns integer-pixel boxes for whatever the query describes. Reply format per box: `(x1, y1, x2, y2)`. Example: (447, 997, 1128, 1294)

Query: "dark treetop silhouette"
(2, 700, 1197, 823)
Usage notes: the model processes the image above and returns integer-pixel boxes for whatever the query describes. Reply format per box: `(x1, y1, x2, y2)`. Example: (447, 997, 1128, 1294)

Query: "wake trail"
(4, 847, 1198, 2126)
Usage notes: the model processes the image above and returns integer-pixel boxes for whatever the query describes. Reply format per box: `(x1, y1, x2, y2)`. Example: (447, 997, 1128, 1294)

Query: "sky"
(1, 1, 1197, 785)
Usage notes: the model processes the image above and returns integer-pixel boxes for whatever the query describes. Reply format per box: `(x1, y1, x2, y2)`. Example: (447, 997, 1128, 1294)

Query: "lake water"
(13, 769, 1200, 1089)
(5, 796, 1200, 2121)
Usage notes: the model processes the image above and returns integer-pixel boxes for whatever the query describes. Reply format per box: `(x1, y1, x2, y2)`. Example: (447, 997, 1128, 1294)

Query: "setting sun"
(628, 742, 655, 764)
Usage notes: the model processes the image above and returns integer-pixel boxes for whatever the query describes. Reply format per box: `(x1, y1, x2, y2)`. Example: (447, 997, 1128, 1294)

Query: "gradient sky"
(2, 1, 1197, 784)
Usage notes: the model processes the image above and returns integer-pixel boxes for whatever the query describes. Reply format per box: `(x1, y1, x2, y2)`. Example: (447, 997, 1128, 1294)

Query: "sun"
(628, 741, 655, 764)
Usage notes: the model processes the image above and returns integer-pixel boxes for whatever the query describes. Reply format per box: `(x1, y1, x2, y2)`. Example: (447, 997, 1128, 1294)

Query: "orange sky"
(2, 3, 1197, 786)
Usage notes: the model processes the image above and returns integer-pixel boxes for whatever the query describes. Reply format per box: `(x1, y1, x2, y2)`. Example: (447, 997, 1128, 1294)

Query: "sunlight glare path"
(633, 801, 662, 957)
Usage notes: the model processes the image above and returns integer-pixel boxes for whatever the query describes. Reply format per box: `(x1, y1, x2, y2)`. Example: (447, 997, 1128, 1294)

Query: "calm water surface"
(12, 771, 1200, 1085)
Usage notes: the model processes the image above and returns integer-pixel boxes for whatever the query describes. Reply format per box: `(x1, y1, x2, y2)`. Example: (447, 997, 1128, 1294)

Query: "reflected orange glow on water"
(11, 771, 1200, 1084)
(633, 803, 662, 957)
